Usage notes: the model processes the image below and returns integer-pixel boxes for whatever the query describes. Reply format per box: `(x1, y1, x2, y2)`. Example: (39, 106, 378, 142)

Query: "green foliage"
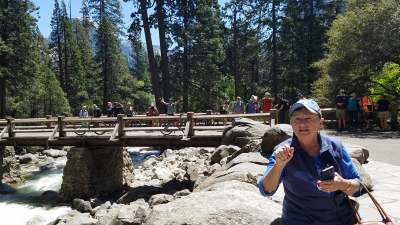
(313, 0, 400, 103)
(371, 63, 400, 103)
(23, 146, 39, 154)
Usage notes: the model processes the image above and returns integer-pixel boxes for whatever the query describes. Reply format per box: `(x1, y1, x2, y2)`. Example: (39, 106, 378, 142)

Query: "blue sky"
(32, 0, 229, 46)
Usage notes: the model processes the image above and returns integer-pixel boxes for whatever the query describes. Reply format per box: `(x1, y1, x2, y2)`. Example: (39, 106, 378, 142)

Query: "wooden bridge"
(0, 106, 398, 147)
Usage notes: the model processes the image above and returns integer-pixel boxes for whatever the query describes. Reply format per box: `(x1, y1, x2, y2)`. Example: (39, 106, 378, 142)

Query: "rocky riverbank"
(48, 118, 374, 225)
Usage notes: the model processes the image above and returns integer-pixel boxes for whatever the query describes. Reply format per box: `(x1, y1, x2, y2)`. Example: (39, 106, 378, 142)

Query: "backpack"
(95, 108, 102, 117)
(219, 105, 224, 114)
(283, 99, 290, 110)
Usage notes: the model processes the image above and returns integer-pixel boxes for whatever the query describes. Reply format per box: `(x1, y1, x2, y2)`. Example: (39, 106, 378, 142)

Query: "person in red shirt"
(261, 92, 274, 125)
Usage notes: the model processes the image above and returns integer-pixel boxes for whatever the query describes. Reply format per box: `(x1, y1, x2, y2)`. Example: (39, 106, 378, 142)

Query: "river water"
(0, 147, 159, 225)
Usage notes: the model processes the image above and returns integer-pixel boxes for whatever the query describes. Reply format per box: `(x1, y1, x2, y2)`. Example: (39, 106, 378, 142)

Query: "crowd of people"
(76, 89, 392, 130)
(335, 89, 392, 131)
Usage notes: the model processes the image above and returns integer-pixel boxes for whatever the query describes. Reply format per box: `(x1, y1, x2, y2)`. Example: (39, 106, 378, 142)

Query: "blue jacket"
(335, 95, 350, 109)
(247, 100, 260, 114)
(258, 134, 362, 225)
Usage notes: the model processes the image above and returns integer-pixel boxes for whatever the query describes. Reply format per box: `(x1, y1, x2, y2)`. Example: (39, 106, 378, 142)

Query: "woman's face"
(291, 108, 323, 139)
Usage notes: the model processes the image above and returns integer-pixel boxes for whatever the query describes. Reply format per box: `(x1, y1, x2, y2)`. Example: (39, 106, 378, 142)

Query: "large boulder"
(261, 124, 293, 154)
(152, 167, 174, 184)
(227, 163, 267, 177)
(145, 189, 283, 225)
(222, 118, 270, 146)
(0, 183, 16, 194)
(199, 180, 259, 194)
(39, 162, 57, 171)
(148, 194, 174, 207)
(224, 152, 269, 170)
(194, 171, 257, 192)
(18, 153, 38, 164)
(210, 145, 241, 164)
(42, 149, 67, 158)
(343, 143, 369, 164)
(351, 158, 374, 191)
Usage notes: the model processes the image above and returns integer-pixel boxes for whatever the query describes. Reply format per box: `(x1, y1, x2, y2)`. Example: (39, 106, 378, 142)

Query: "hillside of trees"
(0, 0, 398, 119)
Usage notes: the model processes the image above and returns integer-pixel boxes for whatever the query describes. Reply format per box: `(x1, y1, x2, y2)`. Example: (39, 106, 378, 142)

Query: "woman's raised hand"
(274, 144, 294, 167)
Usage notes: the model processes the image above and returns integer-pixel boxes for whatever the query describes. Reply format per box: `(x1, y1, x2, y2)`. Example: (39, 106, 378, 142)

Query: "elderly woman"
(258, 99, 363, 224)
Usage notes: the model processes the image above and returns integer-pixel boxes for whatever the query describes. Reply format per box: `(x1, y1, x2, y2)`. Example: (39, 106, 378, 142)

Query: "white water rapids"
(0, 147, 159, 225)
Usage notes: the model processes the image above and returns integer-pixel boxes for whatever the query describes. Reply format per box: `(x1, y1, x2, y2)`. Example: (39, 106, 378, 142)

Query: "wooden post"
(187, 112, 195, 137)
(285, 110, 290, 124)
(58, 116, 66, 137)
(270, 109, 277, 126)
(46, 115, 53, 128)
(206, 110, 212, 125)
(206, 110, 212, 115)
(118, 114, 125, 137)
(274, 109, 279, 124)
(6, 117, 14, 138)
(391, 103, 398, 131)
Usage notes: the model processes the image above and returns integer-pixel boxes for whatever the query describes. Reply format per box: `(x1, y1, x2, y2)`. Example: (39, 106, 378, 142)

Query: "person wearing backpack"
(93, 104, 102, 118)
(220, 100, 230, 126)
(232, 96, 245, 114)
(274, 93, 288, 124)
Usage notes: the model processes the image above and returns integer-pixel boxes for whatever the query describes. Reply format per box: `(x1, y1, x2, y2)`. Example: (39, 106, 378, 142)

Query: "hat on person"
(169, 98, 173, 101)
(251, 95, 258, 101)
(265, 92, 270, 96)
(93, 104, 97, 108)
(236, 96, 241, 100)
(340, 89, 345, 93)
(151, 102, 154, 107)
(290, 99, 322, 118)
(350, 93, 356, 97)
(127, 102, 131, 105)
(297, 93, 303, 97)
(277, 93, 283, 96)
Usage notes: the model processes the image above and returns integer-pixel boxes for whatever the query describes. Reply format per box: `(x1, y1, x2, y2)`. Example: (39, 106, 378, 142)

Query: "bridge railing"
(0, 105, 398, 143)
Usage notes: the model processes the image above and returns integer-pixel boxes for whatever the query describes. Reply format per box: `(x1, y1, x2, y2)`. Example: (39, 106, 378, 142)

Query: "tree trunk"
(156, 0, 170, 105)
(102, 40, 109, 113)
(57, 21, 64, 91)
(182, 0, 189, 113)
(233, 8, 239, 98)
(0, 77, 5, 119)
(306, 0, 314, 94)
(0, 0, 9, 119)
(272, 0, 278, 97)
(64, 28, 69, 96)
(140, 0, 162, 110)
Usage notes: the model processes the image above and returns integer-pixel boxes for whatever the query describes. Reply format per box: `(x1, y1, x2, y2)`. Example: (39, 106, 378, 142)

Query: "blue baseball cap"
(277, 93, 283, 96)
(297, 93, 303, 97)
(290, 99, 322, 117)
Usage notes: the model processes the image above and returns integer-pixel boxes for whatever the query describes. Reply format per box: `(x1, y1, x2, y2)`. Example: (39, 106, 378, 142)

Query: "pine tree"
(50, 0, 65, 92)
(86, 0, 125, 35)
(0, 0, 41, 118)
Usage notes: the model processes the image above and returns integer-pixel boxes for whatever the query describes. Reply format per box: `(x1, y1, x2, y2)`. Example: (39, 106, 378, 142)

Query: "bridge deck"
(0, 130, 223, 147)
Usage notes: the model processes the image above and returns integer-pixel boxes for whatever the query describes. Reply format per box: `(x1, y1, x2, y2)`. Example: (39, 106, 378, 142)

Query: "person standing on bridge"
(79, 106, 88, 118)
(125, 102, 135, 127)
(261, 92, 273, 125)
(220, 100, 230, 126)
(335, 89, 349, 130)
(348, 93, 362, 131)
(376, 93, 391, 131)
(149, 102, 160, 127)
(159, 97, 180, 116)
(93, 104, 102, 118)
(274, 93, 287, 124)
(363, 91, 374, 130)
(106, 102, 114, 127)
(112, 102, 124, 124)
(297, 93, 304, 100)
(232, 96, 244, 114)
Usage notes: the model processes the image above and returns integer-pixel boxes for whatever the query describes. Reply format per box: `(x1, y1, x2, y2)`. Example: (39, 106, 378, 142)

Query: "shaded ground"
(320, 130, 400, 166)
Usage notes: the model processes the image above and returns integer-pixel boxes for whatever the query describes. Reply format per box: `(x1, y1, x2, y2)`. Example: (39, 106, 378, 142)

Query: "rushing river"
(0, 147, 160, 225)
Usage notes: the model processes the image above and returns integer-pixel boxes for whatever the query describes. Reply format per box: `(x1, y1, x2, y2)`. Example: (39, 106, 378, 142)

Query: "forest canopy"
(0, 0, 398, 119)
